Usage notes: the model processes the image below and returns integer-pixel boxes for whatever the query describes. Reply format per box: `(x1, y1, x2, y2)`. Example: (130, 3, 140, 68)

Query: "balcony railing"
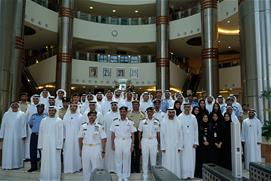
(31, 0, 225, 24)
(73, 52, 155, 63)
(32, 0, 59, 12)
(75, 11, 156, 25)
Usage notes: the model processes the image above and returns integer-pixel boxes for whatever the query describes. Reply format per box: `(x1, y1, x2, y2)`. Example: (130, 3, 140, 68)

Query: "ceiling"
(24, 22, 57, 49)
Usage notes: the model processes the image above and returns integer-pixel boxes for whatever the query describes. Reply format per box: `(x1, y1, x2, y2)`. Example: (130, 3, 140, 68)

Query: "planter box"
(262, 137, 271, 163)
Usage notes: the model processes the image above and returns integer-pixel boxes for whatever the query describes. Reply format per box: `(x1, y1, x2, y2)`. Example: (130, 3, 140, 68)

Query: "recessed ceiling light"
(135, 10, 139, 13)
(228, 46, 231, 49)
(112, 9, 116, 13)
(227, 20, 231, 23)
(89, 6, 93, 10)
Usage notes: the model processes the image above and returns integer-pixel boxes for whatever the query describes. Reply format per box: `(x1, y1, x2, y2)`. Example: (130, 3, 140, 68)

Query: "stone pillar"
(239, 0, 271, 121)
(156, 0, 169, 91)
(56, 0, 73, 96)
(0, 0, 25, 116)
(10, 0, 26, 101)
(200, 0, 219, 96)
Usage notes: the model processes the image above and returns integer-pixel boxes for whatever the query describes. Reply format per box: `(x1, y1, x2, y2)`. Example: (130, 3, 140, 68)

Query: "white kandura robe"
(63, 113, 84, 173)
(103, 111, 119, 172)
(101, 100, 113, 115)
(241, 117, 262, 169)
(38, 117, 64, 181)
(160, 118, 183, 178)
(0, 111, 26, 169)
(178, 113, 199, 179)
(25, 104, 38, 159)
(139, 101, 153, 112)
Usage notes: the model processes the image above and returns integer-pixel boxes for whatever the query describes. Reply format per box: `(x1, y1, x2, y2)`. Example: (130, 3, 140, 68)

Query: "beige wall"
(27, 57, 187, 89)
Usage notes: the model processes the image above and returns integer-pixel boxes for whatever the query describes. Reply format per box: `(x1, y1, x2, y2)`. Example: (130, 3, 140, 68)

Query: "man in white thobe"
(39, 89, 50, 107)
(139, 92, 153, 113)
(119, 90, 133, 111)
(111, 106, 136, 181)
(205, 96, 215, 114)
(38, 106, 64, 181)
(101, 90, 114, 115)
(113, 89, 124, 103)
(55, 89, 66, 109)
(241, 109, 262, 170)
(78, 111, 107, 181)
(160, 108, 182, 178)
(103, 101, 119, 173)
(138, 106, 160, 180)
(63, 103, 84, 173)
(19, 92, 30, 113)
(178, 102, 199, 179)
(83, 101, 103, 124)
(0, 102, 26, 169)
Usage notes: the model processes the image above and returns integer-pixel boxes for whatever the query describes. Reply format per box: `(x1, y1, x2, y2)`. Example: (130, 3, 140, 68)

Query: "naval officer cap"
(146, 106, 154, 112)
(119, 106, 128, 111)
(132, 100, 139, 104)
(111, 101, 118, 105)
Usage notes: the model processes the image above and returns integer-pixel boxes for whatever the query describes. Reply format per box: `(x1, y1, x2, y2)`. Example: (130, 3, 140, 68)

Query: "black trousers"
(131, 131, 141, 173)
(30, 133, 41, 169)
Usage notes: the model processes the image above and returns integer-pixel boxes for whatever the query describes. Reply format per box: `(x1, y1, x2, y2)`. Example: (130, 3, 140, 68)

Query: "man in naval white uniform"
(110, 106, 136, 181)
(138, 106, 160, 180)
(78, 111, 107, 181)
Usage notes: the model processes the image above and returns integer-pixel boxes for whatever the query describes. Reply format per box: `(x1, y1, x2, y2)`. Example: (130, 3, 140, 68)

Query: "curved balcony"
(91, 0, 155, 6)
(27, 55, 187, 88)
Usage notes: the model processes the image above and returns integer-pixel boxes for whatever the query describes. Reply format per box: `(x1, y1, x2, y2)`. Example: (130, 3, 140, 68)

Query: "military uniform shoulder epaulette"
(81, 122, 88, 126)
(154, 118, 159, 122)
(140, 111, 145, 114)
(113, 118, 119, 121)
(96, 122, 102, 125)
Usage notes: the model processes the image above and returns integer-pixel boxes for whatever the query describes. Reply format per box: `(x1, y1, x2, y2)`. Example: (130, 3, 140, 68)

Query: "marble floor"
(0, 162, 249, 181)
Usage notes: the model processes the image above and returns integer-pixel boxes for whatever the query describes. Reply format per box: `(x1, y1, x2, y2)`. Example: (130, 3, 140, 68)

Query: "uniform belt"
(117, 138, 130, 140)
(32, 132, 39, 136)
(143, 137, 155, 139)
(83, 143, 100, 147)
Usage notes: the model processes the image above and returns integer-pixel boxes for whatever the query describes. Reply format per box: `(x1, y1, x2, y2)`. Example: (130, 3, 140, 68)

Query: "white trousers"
(82, 144, 102, 181)
(114, 138, 132, 179)
(141, 138, 158, 175)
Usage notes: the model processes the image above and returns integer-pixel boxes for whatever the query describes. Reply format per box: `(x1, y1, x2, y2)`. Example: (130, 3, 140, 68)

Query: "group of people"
(0, 88, 263, 181)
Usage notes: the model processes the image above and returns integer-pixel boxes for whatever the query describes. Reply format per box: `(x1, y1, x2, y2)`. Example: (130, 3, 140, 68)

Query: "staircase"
(182, 73, 201, 95)
(21, 66, 38, 95)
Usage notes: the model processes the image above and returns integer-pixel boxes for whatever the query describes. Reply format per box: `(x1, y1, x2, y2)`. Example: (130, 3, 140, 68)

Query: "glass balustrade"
(31, 0, 224, 24)
(73, 52, 155, 63)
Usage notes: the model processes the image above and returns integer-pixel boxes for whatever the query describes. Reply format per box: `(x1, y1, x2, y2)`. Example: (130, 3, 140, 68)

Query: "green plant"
(261, 88, 271, 141)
